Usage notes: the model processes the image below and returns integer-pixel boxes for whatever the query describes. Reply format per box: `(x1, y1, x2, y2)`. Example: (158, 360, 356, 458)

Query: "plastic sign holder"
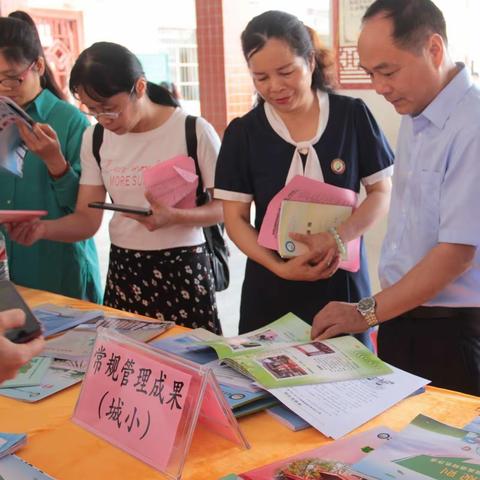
(73, 328, 249, 479)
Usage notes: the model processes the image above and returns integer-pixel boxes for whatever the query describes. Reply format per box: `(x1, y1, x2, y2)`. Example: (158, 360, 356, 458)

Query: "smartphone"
(88, 202, 152, 216)
(0, 280, 43, 343)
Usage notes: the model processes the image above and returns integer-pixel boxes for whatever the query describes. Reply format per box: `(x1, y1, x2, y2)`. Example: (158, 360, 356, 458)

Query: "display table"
(1, 287, 479, 479)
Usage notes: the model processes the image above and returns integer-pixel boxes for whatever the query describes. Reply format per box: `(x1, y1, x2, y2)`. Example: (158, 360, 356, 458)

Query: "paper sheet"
(269, 365, 430, 439)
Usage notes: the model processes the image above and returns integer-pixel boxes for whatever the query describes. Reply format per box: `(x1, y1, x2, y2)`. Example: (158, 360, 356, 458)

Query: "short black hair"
(362, 0, 447, 52)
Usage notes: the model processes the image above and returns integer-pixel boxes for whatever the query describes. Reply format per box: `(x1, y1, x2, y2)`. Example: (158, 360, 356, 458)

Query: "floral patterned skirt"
(103, 243, 222, 334)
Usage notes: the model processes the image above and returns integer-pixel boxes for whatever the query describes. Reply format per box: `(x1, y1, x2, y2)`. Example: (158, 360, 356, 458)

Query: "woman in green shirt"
(0, 12, 101, 303)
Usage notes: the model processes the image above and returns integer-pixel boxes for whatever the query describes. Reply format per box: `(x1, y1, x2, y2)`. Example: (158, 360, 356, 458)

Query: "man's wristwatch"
(356, 296, 379, 327)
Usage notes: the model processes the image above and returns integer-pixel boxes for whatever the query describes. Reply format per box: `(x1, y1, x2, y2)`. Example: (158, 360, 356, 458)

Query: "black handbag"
(185, 115, 230, 292)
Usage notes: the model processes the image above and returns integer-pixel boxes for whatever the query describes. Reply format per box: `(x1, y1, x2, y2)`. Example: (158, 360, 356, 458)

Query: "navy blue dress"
(215, 93, 394, 334)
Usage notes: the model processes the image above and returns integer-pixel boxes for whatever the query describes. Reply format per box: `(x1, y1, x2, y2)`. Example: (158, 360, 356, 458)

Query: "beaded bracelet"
(328, 226, 347, 259)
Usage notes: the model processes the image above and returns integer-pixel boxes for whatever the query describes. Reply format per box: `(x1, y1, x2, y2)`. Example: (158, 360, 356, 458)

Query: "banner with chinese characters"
(73, 328, 248, 479)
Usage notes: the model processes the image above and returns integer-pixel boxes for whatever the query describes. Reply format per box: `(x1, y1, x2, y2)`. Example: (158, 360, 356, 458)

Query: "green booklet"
(199, 313, 392, 389)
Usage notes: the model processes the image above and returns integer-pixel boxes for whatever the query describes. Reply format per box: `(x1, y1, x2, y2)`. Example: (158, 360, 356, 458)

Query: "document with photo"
(200, 313, 391, 389)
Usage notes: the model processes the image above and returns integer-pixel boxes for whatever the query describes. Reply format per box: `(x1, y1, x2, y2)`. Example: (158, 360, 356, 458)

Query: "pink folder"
(0, 210, 47, 223)
(142, 155, 198, 208)
(258, 175, 360, 272)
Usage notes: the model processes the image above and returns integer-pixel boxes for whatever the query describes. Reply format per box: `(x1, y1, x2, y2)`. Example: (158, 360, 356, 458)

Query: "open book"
(198, 313, 392, 389)
(0, 96, 34, 177)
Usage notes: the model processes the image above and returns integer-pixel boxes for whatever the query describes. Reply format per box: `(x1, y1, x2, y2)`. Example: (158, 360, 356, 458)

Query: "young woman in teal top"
(0, 12, 101, 302)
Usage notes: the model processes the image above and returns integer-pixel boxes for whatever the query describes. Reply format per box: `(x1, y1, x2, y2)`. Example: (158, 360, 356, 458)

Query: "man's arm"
(311, 242, 476, 339)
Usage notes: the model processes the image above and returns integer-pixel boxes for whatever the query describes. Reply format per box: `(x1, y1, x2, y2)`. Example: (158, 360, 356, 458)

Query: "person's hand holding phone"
(123, 191, 178, 231)
(0, 309, 45, 383)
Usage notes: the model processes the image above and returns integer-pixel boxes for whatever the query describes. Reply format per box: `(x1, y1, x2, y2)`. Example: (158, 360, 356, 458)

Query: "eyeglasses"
(0, 62, 36, 90)
(84, 84, 136, 120)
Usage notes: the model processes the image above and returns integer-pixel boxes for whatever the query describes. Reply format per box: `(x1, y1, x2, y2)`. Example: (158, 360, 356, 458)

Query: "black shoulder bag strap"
(92, 123, 104, 169)
(91, 123, 113, 202)
(185, 115, 205, 203)
(184, 115, 229, 292)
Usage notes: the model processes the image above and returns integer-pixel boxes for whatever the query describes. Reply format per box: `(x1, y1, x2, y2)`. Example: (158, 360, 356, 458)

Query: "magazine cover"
(0, 96, 34, 177)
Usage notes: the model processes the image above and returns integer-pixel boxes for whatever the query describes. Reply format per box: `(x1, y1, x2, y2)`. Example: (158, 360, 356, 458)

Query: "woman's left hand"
(16, 120, 67, 175)
(123, 191, 178, 231)
(290, 231, 337, 256)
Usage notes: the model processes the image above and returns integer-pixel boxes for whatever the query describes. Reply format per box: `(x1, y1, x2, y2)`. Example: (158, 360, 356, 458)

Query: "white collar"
(264, 90, 329, 185)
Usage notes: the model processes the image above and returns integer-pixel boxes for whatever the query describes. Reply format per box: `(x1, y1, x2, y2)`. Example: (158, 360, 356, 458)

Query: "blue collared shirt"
(379, 64, 480, 307)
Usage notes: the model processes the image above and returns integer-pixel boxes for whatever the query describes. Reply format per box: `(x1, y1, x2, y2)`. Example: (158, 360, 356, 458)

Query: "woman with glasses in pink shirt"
(9, 42, 224, 334)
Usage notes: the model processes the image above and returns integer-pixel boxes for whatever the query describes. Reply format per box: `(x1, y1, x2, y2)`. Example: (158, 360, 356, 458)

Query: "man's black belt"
(403, 306, 480, 320)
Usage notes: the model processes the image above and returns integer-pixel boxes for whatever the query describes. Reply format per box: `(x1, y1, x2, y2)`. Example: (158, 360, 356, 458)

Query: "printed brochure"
(200, 313, 391, 389)
(41, 316, 174, 363)
(220, 426, 394, 479)
(33, 304, 104, 338)
(0, 365, 84, 402)
(0, 96, 34, 177)
(268, 365, 429, 439)
(353, 414, 480, 480)
(75, 315, 174, 342)
(151, 331, 277, 417)
(0, 356, 51, 388)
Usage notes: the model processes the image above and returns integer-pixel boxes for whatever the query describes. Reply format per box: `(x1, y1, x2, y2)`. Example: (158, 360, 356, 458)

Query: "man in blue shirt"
(311, 0, 480, 395)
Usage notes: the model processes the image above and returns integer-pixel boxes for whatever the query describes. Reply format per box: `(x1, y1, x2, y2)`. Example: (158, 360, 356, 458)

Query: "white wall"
(23, 0, 196, 51)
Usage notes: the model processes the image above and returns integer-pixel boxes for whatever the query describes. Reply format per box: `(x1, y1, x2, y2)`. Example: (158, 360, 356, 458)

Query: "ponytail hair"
(304, 25, 337, 92)
(3, 11, 66, 100)
(241, 10, 336, 94)
(70, 41, 179, 107)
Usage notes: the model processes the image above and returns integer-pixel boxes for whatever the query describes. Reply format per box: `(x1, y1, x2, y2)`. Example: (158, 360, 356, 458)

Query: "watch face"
(358, 296, 375, 313)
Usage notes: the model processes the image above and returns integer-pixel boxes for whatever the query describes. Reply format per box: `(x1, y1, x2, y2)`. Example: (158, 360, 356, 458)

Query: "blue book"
(266, 404, 311, 431)
(33, 304, 104, 339)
